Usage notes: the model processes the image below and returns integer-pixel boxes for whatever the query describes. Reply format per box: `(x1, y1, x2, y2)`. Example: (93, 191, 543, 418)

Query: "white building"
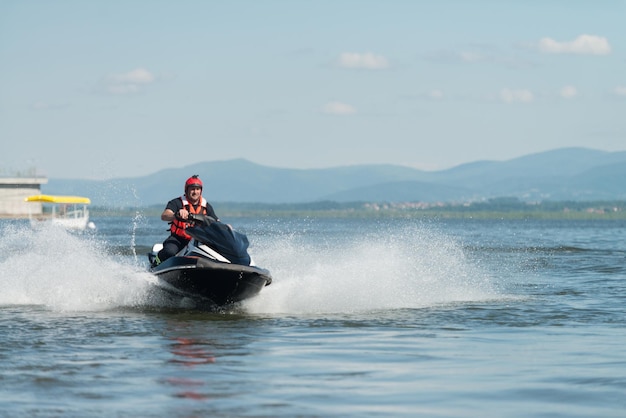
(0, 177, 48, 217)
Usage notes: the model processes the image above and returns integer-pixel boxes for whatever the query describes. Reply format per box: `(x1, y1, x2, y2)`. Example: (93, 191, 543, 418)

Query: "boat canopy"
(25, 194, 91, 205)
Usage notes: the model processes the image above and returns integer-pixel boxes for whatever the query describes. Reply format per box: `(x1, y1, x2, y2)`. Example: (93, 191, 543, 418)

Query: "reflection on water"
(163, 337, 216, 401)
(169, 337, 216, 367)
(157, 315, 263, 405)
(160, 317, 222, 403)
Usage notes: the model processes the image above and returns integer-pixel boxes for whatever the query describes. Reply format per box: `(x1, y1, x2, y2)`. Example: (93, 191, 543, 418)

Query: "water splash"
(244, 222, 499, 314)
(0, 223, 155, 311)
(129, 210, 145, 263)
(0, 219, 500, 314)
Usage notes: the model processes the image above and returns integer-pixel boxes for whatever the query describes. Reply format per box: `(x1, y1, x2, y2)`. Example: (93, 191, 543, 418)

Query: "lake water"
(1, 215, 625, 417)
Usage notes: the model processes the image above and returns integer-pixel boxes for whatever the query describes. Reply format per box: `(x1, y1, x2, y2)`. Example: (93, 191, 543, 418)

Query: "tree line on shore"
(92, 198, 626, 219)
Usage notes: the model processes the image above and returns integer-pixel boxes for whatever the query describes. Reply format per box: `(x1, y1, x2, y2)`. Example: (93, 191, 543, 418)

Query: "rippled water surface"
(1, 216, 625, 417)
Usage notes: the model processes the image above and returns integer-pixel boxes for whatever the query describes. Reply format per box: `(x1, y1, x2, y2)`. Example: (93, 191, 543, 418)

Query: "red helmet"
(184, 175, 203, 192)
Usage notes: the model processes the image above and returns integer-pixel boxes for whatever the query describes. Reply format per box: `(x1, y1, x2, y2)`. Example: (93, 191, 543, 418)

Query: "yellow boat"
(25, 194, 95, 230)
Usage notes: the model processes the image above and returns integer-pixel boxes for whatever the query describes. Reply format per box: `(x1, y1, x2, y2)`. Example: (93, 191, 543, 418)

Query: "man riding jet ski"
(148, 176, 271, 307)
(152, 175, 220, 267)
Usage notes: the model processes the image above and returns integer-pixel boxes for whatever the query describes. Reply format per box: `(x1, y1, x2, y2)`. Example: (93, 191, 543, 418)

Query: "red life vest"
(170, 196, 208, 240)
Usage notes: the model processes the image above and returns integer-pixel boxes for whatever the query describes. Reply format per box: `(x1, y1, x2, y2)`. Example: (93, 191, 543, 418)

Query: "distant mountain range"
(44, 148, 626, 207)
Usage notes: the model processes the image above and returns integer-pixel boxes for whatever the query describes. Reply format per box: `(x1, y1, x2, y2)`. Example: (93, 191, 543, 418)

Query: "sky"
(1, 0, 625, 180)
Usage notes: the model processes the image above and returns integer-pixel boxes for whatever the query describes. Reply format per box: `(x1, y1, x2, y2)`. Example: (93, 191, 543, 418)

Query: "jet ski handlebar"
(186, 213, 217, 225)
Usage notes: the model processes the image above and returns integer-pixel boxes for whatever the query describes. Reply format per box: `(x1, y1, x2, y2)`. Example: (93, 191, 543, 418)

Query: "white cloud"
(429, 89, 444, 100)
(322, 101, 356, 115)
(538, 34, 611, 55)
(104, 68, 156, 95)
(338, 52, 389, 69)
(614, 86, 626, 97)
(560, 85, 578, 99)
(109, 68, 155, 84)
(459, 51, 483, 62)
(500, 88, 534, 104)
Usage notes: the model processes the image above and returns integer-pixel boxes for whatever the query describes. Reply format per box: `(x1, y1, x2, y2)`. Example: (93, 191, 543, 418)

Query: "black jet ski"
(148, 214, 272, 307)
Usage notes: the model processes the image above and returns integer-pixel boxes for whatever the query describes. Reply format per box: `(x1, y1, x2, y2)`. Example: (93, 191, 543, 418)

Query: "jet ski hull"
(150, 256, 272, 307)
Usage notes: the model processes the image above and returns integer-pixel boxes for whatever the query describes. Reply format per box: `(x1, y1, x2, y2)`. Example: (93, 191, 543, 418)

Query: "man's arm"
(162, 199, 184, 221)
(161, 208, 176, 222)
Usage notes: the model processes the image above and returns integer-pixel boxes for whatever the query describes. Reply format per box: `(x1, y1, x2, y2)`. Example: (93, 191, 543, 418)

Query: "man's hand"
(175, 209, 190, 220)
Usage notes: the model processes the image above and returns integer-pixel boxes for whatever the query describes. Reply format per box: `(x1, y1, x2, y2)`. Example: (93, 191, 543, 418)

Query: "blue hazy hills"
(45, 147, 626, 207)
